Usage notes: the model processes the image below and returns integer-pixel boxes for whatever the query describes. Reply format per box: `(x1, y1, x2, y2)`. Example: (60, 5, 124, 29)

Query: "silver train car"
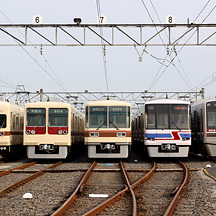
(133, 99, 191, 157)
(0, 101, 24, 158)
(84, 100, 132, 158)
(24, 102, 84, 159)
(191, 99, 216, 157)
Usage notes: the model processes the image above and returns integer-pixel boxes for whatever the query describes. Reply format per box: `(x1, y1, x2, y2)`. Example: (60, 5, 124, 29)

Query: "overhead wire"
(96, 0, 109, 92)
(150, 0, 193, 90)
(148, 0, 216, 92)
(0, 9, 69, 93)
(180, 1, 216, 94)
(193, 0, 211, 23)
(141, 0, 193, 91)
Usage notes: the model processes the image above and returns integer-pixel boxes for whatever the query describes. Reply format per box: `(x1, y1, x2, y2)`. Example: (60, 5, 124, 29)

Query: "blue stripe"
(146, 133, 191, 139)
(180, 133, 191, 138)
(145, 133, 172, 138)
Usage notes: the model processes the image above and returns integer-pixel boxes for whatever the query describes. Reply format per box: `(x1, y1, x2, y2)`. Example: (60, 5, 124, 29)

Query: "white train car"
(191, 99, 216, 157)
(24, 102, 84, 159)
(85, 100, 132, 158)
(0, 101, 24, 157)
(133, 99, 191, 157)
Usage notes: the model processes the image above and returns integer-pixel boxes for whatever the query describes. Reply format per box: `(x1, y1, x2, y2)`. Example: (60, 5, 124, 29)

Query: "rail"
(0, 161, 36, 177)
(83, 161, 157, 216)
(51, 161, 97, 216)
(163, 160, 189, 216)
(0, 161, 62, 197)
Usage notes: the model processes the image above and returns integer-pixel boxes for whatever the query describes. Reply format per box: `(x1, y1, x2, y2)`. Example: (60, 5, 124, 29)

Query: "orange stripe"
(0, 131, 23, 136)
(85, 130, 131, 137)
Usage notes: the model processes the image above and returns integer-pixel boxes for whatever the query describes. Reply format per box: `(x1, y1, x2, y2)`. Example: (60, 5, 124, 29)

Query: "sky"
(0, 0, 216, 100)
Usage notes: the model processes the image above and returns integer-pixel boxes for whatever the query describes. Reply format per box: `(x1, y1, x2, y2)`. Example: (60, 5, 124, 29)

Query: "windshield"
(0, 114, 6, 128)
(170, 105, 190, 130)
(27, 108, 46, 127)
(146, 104, 190, 130)
(109, 106, 129, 128)
(87, 105, 130, 129)
(89, 106, 107, 128)
(49, 108, 68, 127)
(206, 101, 216, 129)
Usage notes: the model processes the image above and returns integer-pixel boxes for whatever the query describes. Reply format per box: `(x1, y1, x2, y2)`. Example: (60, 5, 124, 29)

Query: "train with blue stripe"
(132, 99, 191, 157)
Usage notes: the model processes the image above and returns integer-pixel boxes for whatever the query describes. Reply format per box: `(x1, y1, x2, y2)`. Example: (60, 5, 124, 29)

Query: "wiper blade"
(172, 122, 181, 131)
(96, 121, 107, 130)
(109, 121, 119, 130)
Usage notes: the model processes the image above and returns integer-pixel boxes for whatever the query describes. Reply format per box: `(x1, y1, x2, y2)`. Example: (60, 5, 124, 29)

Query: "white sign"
(97, 15, 107, 24)
(32, 15, 42, 24)
(89, 194, 108, 197)
(166, 15, 175, 24)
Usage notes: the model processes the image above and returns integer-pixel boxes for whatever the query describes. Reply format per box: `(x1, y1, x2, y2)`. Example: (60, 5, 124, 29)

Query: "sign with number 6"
(32, 15, 42, 24)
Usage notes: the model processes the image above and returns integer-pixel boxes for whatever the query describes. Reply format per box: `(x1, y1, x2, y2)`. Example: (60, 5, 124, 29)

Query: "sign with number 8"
(166, 15, 175, 24)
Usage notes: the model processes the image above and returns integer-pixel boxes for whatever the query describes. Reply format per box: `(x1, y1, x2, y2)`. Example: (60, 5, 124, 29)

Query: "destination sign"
(27, 108, 46, 114)
(49, 108, 68, 114)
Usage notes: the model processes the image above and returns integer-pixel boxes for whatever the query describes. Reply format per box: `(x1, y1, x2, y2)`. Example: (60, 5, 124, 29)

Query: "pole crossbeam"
(0, 24, 216, 46)
(0, 89, 204, 113)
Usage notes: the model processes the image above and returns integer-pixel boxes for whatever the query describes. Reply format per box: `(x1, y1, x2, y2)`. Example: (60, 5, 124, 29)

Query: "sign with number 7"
(97, 15, 107, 24)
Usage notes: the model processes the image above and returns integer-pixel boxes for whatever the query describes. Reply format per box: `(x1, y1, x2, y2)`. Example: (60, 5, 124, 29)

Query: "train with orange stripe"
(23, 102, 84, 159)
(84, 99, 132, 158)
(191, 99, 216, 157)
(133, 99, 191, 157)
(0, 101, 24, 158)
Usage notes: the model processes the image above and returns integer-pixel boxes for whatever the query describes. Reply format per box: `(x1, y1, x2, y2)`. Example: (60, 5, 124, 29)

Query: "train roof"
(191, 98, 216, 106)
(85, 100, 131, 107)
(24, 101, 72, 108)
(145, 98, 190, 105)
(0, 101, 23, 108)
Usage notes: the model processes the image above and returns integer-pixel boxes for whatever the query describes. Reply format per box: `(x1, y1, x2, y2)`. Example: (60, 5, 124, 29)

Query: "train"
(133, 99, 191, 157)
(0, 101, 24, 158)
(191, 99, 216, 157)
(23, 102, 84, 159)
(84, 99, 132, 158)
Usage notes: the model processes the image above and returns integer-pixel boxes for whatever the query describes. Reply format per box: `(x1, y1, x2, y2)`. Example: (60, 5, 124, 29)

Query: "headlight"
(63, 130, 67, 135)
(0, 131, 5, 136)
(58, 130, 63, 135)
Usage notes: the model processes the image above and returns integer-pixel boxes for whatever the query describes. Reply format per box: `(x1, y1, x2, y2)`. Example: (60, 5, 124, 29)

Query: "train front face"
(145, 100, 191, 157)
(24, 103, 70, 159)
(204, 100, 216, 156)
(0, 104, 11, 156)
(85, 101, 131, 158)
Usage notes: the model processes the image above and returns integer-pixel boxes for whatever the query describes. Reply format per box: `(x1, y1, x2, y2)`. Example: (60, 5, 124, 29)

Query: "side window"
(20, 117, 24, 130)
(13, 115, 16, 130)
(16, 115, 19, 130)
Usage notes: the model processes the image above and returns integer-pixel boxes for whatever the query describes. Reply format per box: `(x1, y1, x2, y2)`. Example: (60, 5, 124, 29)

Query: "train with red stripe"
(132, 99, 191, 157)
(0, 101, 24, 158)
(191, 99, 216, 157)
(23, 102, 84, 159)
(84, 99, 132, 158)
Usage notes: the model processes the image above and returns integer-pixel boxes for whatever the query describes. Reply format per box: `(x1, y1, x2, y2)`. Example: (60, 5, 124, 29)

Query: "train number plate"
(159, 144, 179, 152)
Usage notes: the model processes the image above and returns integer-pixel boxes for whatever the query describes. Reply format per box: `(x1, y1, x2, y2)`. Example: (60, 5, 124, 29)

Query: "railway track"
(0, 156, 215, 215)
(51, 161, 156, 215)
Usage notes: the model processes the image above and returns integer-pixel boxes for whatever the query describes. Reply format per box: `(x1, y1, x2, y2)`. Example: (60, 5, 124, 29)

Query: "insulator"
(139, 56, 142, 62)
(40, 45, 43, 55)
